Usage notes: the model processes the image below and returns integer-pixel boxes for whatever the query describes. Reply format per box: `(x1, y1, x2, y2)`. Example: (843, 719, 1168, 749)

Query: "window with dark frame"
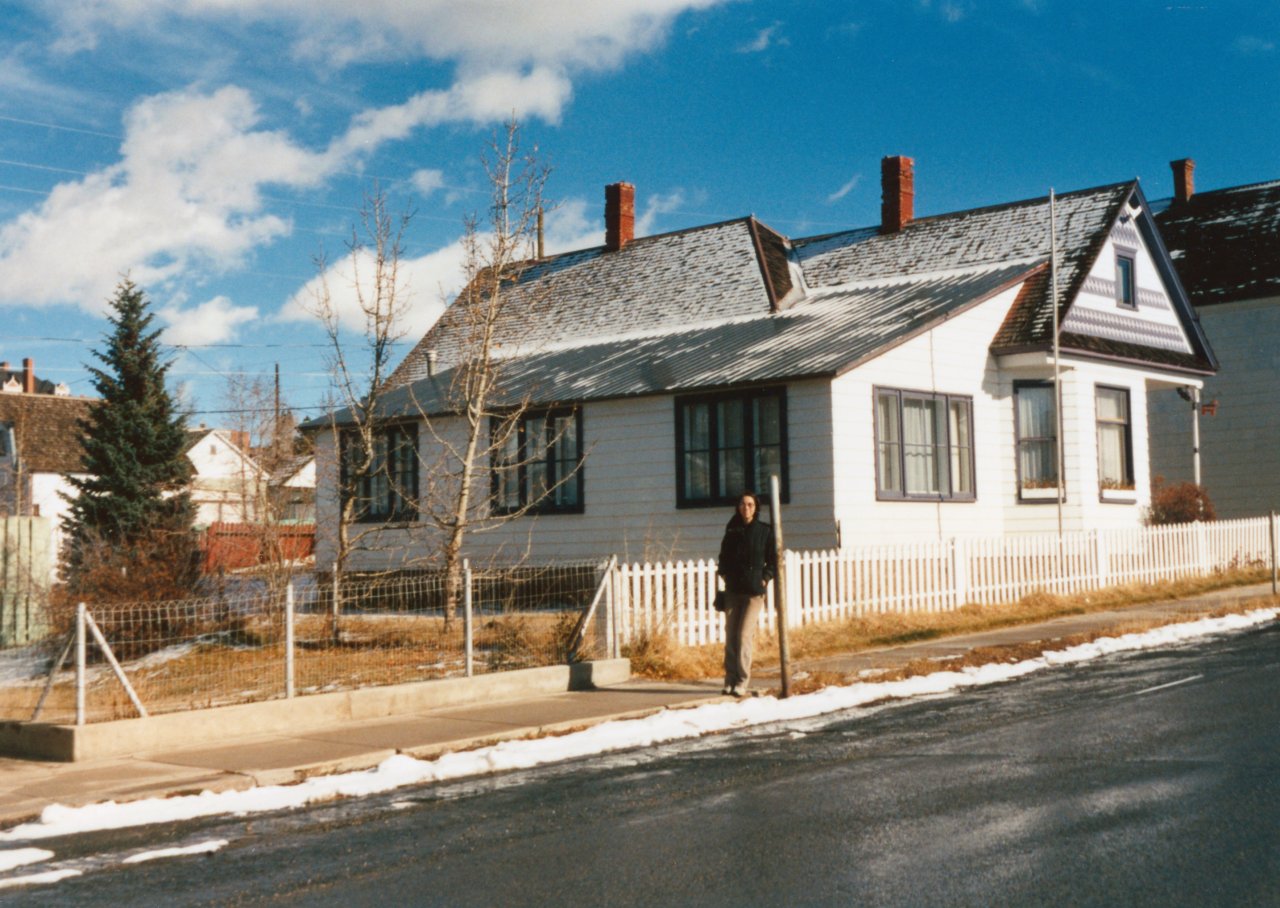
(340, 424, 419, 523)
(1095, 385, 1134, 492)
(1014, 381, 1059, 496)
(874, 387, 974, 501)
(1115, 252, 1137, 309)
(675, 387, 786, 507)
(490, 407, 583, 515)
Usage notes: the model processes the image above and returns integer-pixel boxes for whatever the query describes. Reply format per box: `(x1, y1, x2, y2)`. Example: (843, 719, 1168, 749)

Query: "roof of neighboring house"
(1153, 178, 1280, 307)
(312, 177, 1214, 429)
(0, 393, 96, 473)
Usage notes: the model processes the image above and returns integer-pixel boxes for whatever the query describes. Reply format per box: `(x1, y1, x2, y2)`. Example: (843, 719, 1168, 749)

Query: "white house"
(310, 158, 1216, 571)
(0, 358, 95, 576)
(184, 427, 269, 527)
(1149, 160, 1280, 519)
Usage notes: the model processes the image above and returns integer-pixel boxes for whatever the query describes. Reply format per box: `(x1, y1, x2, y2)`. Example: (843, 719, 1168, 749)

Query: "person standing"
(717, 491, 776, 697)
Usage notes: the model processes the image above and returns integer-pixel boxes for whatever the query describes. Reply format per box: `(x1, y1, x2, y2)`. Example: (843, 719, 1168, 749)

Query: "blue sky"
(1, 0, 1277, 428)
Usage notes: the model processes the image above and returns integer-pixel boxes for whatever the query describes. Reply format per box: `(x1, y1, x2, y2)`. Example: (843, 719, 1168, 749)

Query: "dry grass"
(0, 608, 590, 723)
(630, 567, 1277, 688)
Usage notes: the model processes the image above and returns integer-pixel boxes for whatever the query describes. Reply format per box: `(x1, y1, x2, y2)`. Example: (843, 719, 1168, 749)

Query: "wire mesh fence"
(0, 560, 612, 724)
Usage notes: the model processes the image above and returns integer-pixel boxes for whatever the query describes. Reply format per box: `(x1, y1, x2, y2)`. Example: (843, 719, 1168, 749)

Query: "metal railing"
(2, 560, 613, 724)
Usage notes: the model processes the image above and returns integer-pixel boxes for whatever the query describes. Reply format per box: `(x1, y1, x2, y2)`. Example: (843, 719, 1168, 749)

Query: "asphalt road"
(12, 623, 1280, 907)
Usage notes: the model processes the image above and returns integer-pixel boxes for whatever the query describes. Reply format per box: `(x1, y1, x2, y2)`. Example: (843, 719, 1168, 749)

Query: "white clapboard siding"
(610, 516, 1276, 646)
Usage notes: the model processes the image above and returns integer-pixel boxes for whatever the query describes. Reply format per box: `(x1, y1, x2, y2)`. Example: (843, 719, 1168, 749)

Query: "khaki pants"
(723, 592, 765, 688)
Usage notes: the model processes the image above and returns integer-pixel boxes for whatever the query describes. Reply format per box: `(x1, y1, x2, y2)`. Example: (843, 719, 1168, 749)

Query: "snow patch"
(0, 606, 1273, 843)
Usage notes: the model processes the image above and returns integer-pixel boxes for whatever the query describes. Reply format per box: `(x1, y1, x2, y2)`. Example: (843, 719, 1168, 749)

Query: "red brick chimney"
(605, 182, 635, 252)
(1171, 158, 1195, 205)
(881, 156, 914, 234)
(22, 357, 34, 394)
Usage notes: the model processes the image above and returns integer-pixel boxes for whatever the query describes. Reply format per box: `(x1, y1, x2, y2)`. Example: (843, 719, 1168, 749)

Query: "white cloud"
(159, 295, 259, 345)
(0, 68, 580, 314)
(0, 86, 315, 312)
(1234, 35, 1276, 55)
(410, 169, 446, 197)
(635, 190, 687, 236)
(826, 173, 861, 204)
(279, 200, 603, 335)
(738, 23, 786, 54)
(36, 0, 731, 73)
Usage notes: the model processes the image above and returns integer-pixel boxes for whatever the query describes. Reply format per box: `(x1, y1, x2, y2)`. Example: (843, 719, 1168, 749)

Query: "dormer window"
(1115, 253, 1136, 309)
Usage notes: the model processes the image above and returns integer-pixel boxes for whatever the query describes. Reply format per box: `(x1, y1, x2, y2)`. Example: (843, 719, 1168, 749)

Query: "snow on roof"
(306, 177, 1217, 431)
(341, 262, 1036, 423)
(1155, 178, 1280, 307)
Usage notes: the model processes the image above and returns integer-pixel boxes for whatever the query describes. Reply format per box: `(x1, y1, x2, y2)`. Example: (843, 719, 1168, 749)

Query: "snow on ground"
(121, 839, 228, 864)
(0, 848, 53, 872)
(0, 606, 1274, 884)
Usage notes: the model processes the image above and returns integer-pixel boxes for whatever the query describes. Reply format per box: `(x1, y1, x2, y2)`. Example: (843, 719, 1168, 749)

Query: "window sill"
(1099, 488, 1137, 504)
(1019, 486, 1063, 502)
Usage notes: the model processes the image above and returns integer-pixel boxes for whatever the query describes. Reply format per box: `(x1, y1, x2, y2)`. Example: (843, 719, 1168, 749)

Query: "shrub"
(1146, 476, 1215, 525)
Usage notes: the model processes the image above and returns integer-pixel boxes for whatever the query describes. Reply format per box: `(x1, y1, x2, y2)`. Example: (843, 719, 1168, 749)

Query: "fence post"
(464, 559, 474, 677)
(1093, 530, 1109, 589)
(285, 581, 295, 699)
(1264, 509, 1274, 594)
(75, 602, 86, 726)
(951, 537, 968, 609)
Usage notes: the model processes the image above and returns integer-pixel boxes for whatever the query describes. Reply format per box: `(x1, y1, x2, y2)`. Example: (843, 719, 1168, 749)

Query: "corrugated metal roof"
(320, 263, 1034, 425)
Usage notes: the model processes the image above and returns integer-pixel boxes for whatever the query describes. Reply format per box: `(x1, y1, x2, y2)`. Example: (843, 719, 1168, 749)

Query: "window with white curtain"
(1096, 386, 1134, 490)
(1015, 382, 1058, 495)
(875, 388, 974, 501)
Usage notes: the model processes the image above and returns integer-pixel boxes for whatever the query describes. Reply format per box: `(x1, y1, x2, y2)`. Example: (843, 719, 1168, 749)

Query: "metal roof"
(318, 263, 1035, 425)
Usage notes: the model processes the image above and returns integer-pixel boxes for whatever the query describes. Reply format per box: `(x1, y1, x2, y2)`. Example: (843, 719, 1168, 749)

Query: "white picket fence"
(609, 516, 1278, 648)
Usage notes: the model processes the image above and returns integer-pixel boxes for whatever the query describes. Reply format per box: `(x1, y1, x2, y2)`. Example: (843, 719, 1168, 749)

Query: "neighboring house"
(269, 454, 316, 524)
(184, 426, 268, 527)
(0, 358, 95, 573)
(310, 158, 1216, 571)
(1149, 160, 1280, 519)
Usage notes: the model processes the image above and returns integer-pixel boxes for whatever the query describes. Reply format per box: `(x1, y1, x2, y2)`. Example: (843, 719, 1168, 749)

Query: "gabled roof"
(314, 174, 1215, 430)
(390, 217, 789, 387)
(347, 263, 1036, 421)
(1153, 178, 1280, 307)
(0, 394, 96, 474)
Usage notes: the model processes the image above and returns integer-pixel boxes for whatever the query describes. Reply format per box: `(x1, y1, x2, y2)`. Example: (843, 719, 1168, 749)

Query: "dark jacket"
(717, 514, 777, 596)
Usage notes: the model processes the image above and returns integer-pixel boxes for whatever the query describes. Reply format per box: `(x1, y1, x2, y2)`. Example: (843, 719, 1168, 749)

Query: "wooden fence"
(0, 515, 52, 646)
(610, 516, 1278, 647)
(199, 522, 316, 573)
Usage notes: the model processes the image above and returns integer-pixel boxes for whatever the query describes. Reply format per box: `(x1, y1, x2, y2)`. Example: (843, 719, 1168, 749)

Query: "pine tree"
(63, 279, 198, 598)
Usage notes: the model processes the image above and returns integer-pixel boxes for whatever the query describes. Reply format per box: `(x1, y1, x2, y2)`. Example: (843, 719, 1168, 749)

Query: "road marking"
(1130, 674, 1204, 697)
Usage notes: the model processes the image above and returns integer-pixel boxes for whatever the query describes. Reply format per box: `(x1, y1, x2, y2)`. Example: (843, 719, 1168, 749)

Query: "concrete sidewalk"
(0, 581, 1274, 829)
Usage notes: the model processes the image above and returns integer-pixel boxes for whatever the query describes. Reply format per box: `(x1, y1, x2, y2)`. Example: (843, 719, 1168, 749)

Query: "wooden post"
(770, 475, 791, 698)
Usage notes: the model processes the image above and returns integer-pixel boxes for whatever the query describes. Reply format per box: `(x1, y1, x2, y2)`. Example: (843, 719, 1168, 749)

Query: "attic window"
(1115, 253, 1136, 309)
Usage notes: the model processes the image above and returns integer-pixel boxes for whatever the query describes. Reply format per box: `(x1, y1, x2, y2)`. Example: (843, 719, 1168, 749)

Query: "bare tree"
(312, 120, 577, 631)
(216, 374, 309, 598)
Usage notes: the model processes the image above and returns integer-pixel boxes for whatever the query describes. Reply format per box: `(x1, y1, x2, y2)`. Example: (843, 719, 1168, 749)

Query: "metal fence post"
(285, 581, 295, 699)
(75, 602, 86, 726)
(464, 559, 474, 677)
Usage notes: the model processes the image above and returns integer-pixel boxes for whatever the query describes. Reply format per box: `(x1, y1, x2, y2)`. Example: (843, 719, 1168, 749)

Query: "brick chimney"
(881, 155, 914, 234)
(605, 182, 635, 252)
(22, 358, 34, 394)
(1171, 158, 1195, 205)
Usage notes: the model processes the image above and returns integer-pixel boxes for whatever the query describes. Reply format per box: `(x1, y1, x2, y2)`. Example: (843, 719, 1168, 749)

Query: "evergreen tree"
(63, 279, 197, 597)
